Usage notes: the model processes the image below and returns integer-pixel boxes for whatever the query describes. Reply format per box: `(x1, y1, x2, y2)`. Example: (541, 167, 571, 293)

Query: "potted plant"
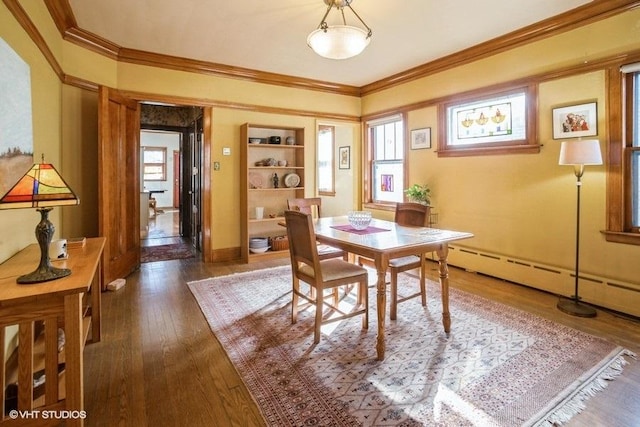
(404, 184, 431, 205)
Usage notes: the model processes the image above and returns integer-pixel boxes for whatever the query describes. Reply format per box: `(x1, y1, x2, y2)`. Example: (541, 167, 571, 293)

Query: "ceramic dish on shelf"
(248, 172, 264, 189)
(249, 138, 261, 144)
(249, 246, 270, 254)
(249, 237, 268, 247)
(283, 173, 300, 188)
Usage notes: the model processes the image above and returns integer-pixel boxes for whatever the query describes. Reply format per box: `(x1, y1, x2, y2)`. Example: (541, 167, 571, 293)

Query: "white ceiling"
(67, 0, 592, 87)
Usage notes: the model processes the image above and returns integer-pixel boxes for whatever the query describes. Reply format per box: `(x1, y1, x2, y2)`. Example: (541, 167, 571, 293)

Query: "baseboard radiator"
(432, 244, 640, 318)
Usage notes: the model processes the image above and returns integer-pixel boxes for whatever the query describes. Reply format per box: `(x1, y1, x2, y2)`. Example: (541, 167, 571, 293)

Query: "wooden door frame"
(200, 107, 212, 262)
(173, 150, 180, 209)
(132, 95, 212, 262)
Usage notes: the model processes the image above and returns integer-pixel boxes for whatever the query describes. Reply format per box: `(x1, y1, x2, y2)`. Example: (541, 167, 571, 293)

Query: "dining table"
(313, 216, 474, 360)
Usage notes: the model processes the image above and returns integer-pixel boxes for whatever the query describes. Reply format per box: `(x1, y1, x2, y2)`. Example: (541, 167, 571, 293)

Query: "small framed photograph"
(552, 101, 598, 139)
(381, 174, 394, 192)
(410, 127, 431, 149)
(338, 146, 350, 169)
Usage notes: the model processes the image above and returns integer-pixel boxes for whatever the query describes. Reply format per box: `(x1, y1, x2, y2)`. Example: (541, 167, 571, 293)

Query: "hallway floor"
(142, 209, 183, 248)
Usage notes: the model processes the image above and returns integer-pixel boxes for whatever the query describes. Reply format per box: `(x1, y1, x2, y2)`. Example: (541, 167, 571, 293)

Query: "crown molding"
(43, 0, 360, 97)
(3, 0, 64, 80)
(360, 0, 640, 95)
(116, 47, 361, 97)
(24, 0, 640, 97)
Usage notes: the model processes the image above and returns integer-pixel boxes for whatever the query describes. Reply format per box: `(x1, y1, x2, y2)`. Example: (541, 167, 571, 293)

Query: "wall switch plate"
(213, 162, 220, 171)
(222, 147, 231, 155)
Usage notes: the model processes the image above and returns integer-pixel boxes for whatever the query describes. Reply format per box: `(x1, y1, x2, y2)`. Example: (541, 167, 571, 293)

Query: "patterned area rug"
(188, 266, 634, 426)
(141, 242, 194, 263)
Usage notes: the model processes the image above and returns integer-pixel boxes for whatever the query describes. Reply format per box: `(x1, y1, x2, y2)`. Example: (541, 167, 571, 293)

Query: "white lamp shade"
(307, 25, 370, 60)
(558, 139, 603, 165)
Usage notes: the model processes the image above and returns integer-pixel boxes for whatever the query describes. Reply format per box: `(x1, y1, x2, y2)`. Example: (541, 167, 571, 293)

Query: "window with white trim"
(623, 64, 640, 231)
(142, 146, 167, 181)
(317, 125, 335, 195)
(366, 115, 405, 204)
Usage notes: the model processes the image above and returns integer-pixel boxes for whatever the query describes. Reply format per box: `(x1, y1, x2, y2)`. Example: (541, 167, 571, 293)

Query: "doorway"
(139, 104, 204, 262)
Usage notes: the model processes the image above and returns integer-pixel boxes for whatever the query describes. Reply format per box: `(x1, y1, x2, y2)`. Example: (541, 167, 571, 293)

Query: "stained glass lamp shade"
(0, 161, 79, 284)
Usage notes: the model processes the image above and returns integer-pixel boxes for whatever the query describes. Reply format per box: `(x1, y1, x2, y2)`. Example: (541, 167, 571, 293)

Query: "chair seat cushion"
(389, 255, 421, 268)
(299, 259, 366, 282)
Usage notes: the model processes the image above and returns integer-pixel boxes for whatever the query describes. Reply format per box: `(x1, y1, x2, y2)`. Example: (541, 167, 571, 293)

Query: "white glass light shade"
(559, 139, 603, 165)
(307, 25, 370, 60)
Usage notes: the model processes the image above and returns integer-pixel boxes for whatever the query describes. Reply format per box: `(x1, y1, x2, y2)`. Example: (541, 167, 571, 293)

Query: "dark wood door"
(173, 150, 180, 209)
(190, 119, 203, 251)
(98, 86, 141, 285)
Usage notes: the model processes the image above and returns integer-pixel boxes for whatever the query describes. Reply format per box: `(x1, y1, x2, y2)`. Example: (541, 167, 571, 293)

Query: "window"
(317, 125, 335, 195)
(365, 115, 405, 205)
(142, 146, 167, 181)
(604, 63, 640, 245)
(438, 84, 539, 157)
(630, 71, 640, 230)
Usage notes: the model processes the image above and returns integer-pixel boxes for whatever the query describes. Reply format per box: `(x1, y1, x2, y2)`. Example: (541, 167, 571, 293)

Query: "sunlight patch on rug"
(188, 266, 634, 426)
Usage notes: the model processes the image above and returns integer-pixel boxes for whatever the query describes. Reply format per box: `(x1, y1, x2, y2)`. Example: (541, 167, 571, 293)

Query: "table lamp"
(0, 157, 79, 284)
(557, 139, 602, 317)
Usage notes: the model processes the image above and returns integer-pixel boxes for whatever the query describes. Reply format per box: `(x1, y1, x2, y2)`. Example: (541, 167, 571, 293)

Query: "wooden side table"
(0, 237, 105, 426)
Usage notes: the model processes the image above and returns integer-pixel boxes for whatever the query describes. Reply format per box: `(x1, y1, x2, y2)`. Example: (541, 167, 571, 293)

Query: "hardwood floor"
(83, 258, 640, 426)
(141, 209, 182, 248)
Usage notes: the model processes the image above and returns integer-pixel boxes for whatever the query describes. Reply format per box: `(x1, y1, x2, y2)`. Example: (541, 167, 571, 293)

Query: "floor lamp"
(557, 139, 602, 318)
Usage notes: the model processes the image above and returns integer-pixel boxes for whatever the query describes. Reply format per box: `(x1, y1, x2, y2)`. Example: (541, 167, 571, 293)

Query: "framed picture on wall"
(410, 128, 431, 149)
(552, 101, 597, 139)
(0, 38, 34, 198)
(339, 146, 350, 169)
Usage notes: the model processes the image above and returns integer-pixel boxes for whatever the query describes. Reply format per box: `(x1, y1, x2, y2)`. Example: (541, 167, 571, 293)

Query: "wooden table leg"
(436, 244, 451, 334)
(375, 254, 389, 360)
(64, 293, 84, 427)
(17, 322, 34, 411)
(91, 259, 102, 342)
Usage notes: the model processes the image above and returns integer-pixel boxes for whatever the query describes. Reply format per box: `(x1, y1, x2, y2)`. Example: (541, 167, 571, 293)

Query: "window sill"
(437, 144, 542, 158)
(601, 230, 640, 246)
(363, 202, 396, 212)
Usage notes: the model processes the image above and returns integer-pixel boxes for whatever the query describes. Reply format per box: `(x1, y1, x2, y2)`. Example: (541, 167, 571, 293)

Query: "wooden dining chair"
(287, 198, 347, 261)
(285, 210, 369, 344)
(359, 202, 430, 320)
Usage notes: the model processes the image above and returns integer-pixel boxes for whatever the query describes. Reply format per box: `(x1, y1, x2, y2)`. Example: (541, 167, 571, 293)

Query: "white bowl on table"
(347, 211, 372, 230)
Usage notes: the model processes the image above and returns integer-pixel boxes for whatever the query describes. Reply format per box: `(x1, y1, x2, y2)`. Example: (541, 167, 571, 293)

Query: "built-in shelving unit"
(240, 123, 305, 263)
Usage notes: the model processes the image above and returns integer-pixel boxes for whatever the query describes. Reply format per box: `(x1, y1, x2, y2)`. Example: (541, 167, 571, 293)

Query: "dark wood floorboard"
(83, 258, 640, 426)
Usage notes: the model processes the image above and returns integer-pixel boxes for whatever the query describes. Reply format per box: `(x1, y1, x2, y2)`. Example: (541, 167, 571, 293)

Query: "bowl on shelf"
(347, 211, 372, 230)
(249, 138, 262, 144)
(249, 246, 270, 254)
(249, 237, 269, 248)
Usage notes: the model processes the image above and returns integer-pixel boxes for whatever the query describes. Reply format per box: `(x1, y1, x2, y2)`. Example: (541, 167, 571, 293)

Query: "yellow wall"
(1, 1, 65, 357)
(61, 85, 99, 239)
(2, 1, 640, 316)
(208, 109, 363, 249)
(361, 10, 640, 314)
(0, 2, 64, 262)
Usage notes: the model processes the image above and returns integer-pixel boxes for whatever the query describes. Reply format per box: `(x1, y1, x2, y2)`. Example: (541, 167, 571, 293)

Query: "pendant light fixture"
(307, 0, 372, 60)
